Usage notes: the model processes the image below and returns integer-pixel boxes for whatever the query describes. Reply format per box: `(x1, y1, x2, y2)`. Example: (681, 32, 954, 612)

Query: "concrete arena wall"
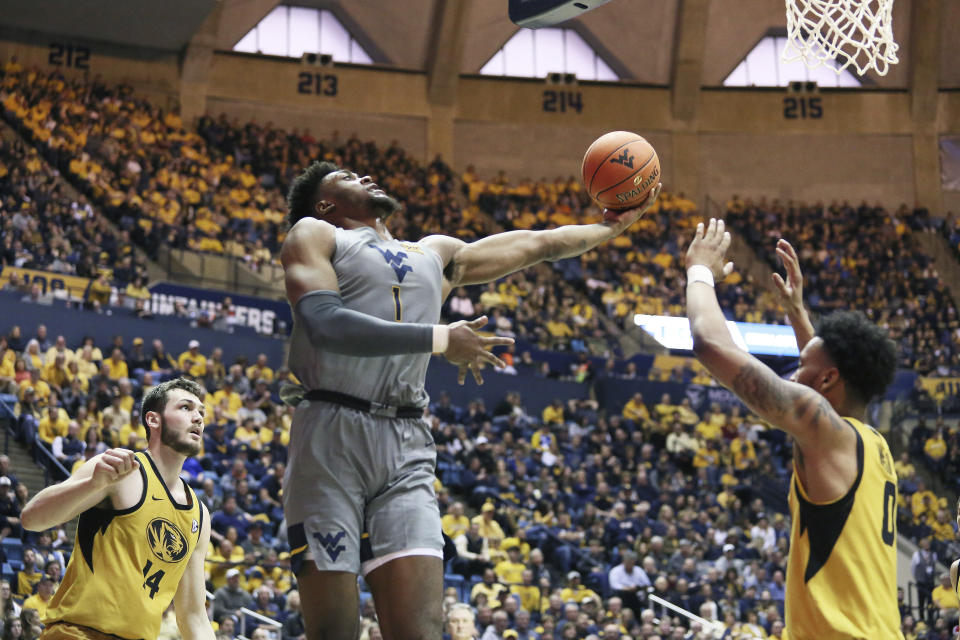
(0, 28, 179, 105)
(205, 53, 430, 161)
(699, 133, 916, 206)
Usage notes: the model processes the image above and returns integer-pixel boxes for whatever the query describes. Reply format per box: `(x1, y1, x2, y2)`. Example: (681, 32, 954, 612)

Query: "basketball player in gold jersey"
(21, 378, 214, 640)
(685, 221, 901, 640)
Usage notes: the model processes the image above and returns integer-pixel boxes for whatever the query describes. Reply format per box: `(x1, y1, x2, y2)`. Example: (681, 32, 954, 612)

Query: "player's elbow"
(20, 504, 41, 532)
(690, 325, 719, 359)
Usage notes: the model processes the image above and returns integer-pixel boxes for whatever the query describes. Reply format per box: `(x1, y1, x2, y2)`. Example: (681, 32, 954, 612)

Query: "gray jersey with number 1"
(287, 225, 444, 407)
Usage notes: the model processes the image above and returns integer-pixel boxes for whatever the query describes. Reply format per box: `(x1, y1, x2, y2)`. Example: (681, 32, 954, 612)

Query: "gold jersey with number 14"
(784, 417, 903, 640)
(44, 452, 202, 640)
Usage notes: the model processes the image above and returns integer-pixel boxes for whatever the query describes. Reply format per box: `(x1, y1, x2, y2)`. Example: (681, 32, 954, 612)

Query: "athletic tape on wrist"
(687, 265, 715, 288)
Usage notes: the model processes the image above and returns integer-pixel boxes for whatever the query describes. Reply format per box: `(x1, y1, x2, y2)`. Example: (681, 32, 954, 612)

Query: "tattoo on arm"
(733, 362, 847, 438)
(731, 362, 790, 419)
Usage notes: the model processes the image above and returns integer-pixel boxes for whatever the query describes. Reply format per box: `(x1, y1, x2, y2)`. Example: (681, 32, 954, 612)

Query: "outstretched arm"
(684, 220, 851, 452)
(423, 185, 661, 289)
(772, 239, 815, 350)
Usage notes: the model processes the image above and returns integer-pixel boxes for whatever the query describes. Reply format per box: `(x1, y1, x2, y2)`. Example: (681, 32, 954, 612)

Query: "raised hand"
(771, 239, 804, 315)
(444, 316, 514, 386)
(685, 218, 736, 281)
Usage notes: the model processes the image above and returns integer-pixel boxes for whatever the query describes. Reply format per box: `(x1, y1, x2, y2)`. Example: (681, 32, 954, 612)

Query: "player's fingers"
(707, 218, 717, 238)
(779, 249, 802, 282)
(482, 336, 514, 347)
(696, 222, 705, 239)
(96, 460, 119, 480)
(720, 230, 731, 252)
(723, 261, 735, 277)
(466, 316, 488, 329)
(779, 238, 799, 261)
(457, 365, 467, 386)
(642, 183, 662, 209)
(101, 452, 125, 468)
(717, 219, 726, 238)
(771, 272, 788, 293)
(471, 366, 484, 386)
(483, 352, 507, 369)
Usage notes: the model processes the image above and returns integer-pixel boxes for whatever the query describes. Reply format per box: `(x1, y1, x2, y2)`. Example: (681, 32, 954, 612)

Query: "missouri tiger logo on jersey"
(147, 518, 188, 563)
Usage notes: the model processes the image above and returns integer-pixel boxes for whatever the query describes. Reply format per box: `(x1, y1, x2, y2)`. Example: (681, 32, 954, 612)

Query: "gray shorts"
(283, 400, 443, 575)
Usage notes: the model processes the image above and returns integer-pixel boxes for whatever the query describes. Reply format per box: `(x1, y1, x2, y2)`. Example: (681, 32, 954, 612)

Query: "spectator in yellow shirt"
(469, 569, 507, 608)
(472, 503, 505, 549)
(211, 380, 243, 418)
(894, 451, 915, 480)
(494, 545, 526, 586)
(560, 571, 599, 606)
(931, 573, 959, 613)
(41, 354, 70, 392)
(674, 398, 700, 426)
(730, 431, 757, 471)
(653, 393, 677, 427)
(43, 336, 74, 366)
(924, 430, 948, 474)
(541, 399, 564, 426)
(22, 576, 55, 619)
(441, 502, 470, 539)
(178, 339, 207, 378)
(104, 348, 129, 381)
(37, 406, 69, 445)
(911, 480, 938, 522)
(932, 509, 956, 542)
(510, 569, 541, 614)
(622, 393, 652, 428)
(530, 425, 554, 452)
(86, 272, 112, 308)
(19, 371, 52, 407)
(245, 354, 274, 383)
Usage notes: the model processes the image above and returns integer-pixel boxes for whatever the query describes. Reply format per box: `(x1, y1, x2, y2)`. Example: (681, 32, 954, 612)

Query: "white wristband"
(432, 325, 450, 354)
(687, 265, 715, 288)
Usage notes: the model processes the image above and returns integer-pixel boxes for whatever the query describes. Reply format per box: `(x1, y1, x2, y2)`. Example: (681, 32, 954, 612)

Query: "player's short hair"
(140, 378, 204, 427)
(817, 310, 897, 404)
(287, 161, 341, 226)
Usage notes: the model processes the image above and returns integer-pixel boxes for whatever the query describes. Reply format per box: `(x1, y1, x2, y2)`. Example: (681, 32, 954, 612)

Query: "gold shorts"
(40, 622, 134, 640)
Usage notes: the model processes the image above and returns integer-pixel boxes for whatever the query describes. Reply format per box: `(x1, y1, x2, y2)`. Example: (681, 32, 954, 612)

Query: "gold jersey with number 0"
(784, 417, 903, 640)
(44, 452, 202, 640)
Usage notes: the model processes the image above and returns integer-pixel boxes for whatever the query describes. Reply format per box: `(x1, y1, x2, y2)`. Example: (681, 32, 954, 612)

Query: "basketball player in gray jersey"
(281, 161, 660, 640)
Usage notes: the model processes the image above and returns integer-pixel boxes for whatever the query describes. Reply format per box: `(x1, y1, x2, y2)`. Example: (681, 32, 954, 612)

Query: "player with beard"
(281, 161, 660, 640)
(21, 378, 214, 640)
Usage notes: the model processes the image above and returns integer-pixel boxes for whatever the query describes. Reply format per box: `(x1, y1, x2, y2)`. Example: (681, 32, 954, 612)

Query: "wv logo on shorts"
(610, 149, 634, 168)
(314, 530, 347, 562)
(368, 244, 414, 283)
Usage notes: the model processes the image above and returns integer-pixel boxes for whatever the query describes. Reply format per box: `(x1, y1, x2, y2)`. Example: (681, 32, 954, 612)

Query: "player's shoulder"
(286, 217, 336, 242)
(282, 218, 337, 260)
(420, 233, 466, 261)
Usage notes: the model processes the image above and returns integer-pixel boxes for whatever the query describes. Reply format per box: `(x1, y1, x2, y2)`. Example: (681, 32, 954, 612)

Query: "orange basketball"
(581, 131, 660, 210)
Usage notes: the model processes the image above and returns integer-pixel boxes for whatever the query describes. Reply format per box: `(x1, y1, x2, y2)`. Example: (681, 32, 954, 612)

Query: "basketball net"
(783, 0, 899, 76)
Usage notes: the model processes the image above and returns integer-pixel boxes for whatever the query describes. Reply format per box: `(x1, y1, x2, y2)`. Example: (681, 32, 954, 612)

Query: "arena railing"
(647, 592, 726, 639)
(32, 437, 71, 486)
(157, 247, 284, 299)
(238, 606, 284, 637)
